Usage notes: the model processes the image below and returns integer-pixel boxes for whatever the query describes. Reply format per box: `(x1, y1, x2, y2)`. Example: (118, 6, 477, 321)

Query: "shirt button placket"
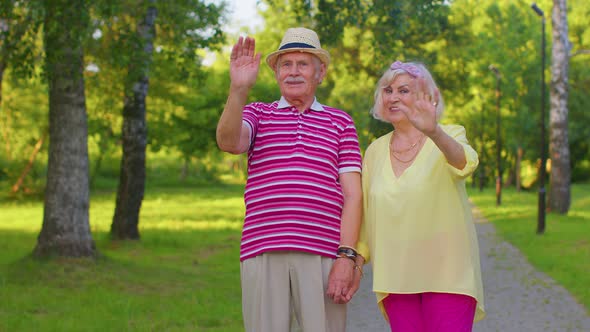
(297, 108, 303, 140)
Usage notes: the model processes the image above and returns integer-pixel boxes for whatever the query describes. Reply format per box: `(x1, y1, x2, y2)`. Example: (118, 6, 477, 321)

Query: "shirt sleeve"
(242, 103, 260, 147)
(338, 121, 362, 174)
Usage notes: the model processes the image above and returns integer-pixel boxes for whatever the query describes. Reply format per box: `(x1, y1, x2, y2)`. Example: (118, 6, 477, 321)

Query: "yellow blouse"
(357, 124, 485, 322)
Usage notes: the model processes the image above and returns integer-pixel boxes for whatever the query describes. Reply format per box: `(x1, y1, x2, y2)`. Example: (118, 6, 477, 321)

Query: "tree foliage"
(86, 0, 226, 163)
(247, 0, 589, 189)
(2, 0, 590, 200)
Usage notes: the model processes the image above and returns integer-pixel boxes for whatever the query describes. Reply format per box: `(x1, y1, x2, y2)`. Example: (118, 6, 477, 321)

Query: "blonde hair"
(370, 61, 444, 122)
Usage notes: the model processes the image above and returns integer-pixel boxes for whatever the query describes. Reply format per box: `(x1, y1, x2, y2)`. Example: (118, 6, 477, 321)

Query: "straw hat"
(266, 27, 331, 70)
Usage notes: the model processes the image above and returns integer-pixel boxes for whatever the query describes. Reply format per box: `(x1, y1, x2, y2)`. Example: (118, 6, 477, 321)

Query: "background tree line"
(0, 0, 588, 258)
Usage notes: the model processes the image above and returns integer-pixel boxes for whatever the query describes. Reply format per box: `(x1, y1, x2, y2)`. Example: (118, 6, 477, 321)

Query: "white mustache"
(284, 77, 305, 84)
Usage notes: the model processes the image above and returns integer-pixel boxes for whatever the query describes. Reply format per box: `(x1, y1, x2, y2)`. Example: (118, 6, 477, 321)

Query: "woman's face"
(380, 74, 415, 123)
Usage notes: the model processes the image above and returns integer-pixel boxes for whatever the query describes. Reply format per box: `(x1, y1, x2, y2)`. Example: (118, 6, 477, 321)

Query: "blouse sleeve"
(357, 146, 372, 263)
(445, 124, 479, 179)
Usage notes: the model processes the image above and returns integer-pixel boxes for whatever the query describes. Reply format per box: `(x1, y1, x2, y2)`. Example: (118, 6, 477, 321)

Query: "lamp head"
(531, 3, 544, 17)
(489, 64, 501, 79)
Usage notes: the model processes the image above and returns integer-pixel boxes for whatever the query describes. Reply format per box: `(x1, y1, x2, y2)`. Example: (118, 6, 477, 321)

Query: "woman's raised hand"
(229, 36, 262, 90)
(403, 77, 440, 136)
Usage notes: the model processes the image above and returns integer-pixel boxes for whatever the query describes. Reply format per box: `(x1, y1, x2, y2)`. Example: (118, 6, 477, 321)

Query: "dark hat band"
(279, 42, 316, 50)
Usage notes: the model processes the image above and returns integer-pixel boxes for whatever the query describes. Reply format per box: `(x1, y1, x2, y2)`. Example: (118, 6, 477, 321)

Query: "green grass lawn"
(1, 181, 588, 331)
(0, 183, 246, 332)
(468, 183, 590, 313)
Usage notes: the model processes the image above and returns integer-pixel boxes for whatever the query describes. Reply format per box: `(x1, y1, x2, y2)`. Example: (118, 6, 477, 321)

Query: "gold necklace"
(390, 132, 425, 153)
(390, 133, 425, 163)
(391, 149, 421, 163)
(391, 137, 422, 153)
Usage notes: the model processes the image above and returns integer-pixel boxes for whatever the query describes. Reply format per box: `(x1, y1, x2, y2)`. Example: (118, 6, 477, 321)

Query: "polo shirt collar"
(277, 96, 325, 112)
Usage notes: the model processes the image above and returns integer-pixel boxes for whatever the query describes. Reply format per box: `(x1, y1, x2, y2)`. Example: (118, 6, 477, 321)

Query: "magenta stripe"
(242, 214, 342, 228)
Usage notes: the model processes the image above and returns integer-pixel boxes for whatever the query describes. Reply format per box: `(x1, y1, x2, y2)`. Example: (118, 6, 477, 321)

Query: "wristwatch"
(337, 247, 357, 261)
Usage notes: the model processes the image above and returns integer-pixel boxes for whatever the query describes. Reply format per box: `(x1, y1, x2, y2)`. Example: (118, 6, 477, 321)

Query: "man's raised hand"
(229, 36, 262, 90)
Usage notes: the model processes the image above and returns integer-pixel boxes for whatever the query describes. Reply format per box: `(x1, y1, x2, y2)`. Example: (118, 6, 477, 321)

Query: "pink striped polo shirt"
(239, 97, 362, 261)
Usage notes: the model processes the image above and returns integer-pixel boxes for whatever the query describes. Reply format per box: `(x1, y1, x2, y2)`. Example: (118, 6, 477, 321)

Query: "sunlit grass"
(0, 183, 246, 331)
(2, 180, 588, 331)
(468, 183, 590, 313)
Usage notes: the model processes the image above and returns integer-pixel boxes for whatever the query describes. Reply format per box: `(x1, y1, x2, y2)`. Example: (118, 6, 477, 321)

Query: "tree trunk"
(0, 18, 6, 108)
(548, 0, 571, 214)
(180, 157, 189, 181)
(34, 0, 95, 258)
(0, 61, 4, 106)
(1, 21, 9, 160)
(0, 61, 9, 160)
(516, 147, 523, 192)
(111, 1, 157, 240)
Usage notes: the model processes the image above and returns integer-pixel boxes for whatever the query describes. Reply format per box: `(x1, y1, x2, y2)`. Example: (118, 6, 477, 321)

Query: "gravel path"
(346, 206, 590, 332)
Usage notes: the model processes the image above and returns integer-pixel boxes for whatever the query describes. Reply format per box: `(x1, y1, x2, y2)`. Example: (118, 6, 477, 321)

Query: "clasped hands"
(326, 256, 363, 304)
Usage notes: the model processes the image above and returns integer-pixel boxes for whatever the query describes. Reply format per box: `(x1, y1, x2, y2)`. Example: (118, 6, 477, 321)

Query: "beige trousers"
(240, 251, 347, 332)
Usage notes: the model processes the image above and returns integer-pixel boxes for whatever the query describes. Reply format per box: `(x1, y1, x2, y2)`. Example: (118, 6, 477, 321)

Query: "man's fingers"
(246, 36, 255, 57)
(230, 36, 258, 61)
(326, 282, 336, 298)
(230, 40, 239, 61)
(253, 53, 262, 65)
(327, 279, 348, 303)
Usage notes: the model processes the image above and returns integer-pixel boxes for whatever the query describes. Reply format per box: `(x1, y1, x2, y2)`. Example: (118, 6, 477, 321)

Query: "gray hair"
(370, 62, 444, 122)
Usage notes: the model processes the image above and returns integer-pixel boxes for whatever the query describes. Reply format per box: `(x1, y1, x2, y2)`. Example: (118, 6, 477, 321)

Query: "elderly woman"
(356, 61, 486, 332)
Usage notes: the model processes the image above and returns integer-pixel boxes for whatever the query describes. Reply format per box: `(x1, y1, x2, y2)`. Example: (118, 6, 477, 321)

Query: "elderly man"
(216, 27, 363, 332)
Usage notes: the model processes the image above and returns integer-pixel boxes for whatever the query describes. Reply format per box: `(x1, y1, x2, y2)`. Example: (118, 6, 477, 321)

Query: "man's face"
(275, 52, 325, 104)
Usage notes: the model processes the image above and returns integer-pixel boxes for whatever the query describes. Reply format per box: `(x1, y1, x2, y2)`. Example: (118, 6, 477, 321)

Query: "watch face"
(337, 247, 357, 258)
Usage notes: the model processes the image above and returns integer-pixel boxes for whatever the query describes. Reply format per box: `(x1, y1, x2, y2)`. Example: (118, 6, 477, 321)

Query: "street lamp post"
(531, 2, 546, 234)
(479, 97, 485, 192)
(489, 65, 502, 206)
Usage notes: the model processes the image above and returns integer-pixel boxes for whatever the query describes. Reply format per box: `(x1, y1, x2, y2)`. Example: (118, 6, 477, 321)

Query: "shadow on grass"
(0, 227, 244, 331)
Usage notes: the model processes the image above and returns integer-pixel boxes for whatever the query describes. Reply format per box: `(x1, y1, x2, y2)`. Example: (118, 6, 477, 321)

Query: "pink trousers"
(382, 292, 476, 332)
